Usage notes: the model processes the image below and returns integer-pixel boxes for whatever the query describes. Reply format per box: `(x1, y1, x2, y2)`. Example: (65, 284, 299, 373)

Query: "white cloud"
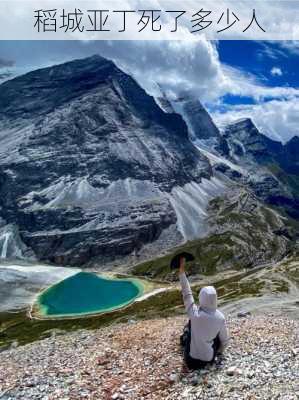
(103, 43, 299, 142)
(93, 41, 299, 104)
(0, 38, 298, 103)
(276, 41, 299, 55)
(0, 40, 225, 101)
(0, 37, 299, 142)
(220, 64, 298, 101)
(212, 97, 299, 143)
(270, 66, 283, 76)
(96, 41, 225, 100)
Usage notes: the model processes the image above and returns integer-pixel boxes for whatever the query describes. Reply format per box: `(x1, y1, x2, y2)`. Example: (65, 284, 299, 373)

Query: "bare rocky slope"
(0, 314, 298, 400)
(223, 118, 299, 219)
(0, 55, 212, 266)
(132, 189, 293, 280)
(0, 55, 298, 270)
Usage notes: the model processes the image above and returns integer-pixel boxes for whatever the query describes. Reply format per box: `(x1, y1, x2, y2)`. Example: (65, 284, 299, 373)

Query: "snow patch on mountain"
(1, 232, 10, 258)
(194, 140, 247, 175)
(0, 224, 35, 260)
(0, 123, 34, 165)
(232, 138, 247, 156)
(0, 262, 80, 312)
(22, 178, 162, 211)
(167, 176, 227, 240)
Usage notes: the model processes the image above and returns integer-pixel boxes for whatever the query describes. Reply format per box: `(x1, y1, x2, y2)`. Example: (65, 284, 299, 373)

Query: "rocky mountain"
(0, 55, 224, 266)
(158, 90, 298, 221)
(157, 90, 229, 155)
(283, 135, 299, 174)
(132, 188, 292, 280)
(223, 119, 299, 219)
(223, 118, 299, 171)
(0, 222, 35, 260)
(0, 55, 297, 268)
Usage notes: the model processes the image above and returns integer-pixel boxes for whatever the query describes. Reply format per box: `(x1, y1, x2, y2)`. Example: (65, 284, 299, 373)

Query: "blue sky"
(209, 41, 299, 142)
(0, 40, 298, 143)
(217, 41, 299, 98)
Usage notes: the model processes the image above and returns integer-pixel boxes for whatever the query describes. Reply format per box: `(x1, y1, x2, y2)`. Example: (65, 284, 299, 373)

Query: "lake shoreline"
(0, 256, 297, 350)
(31, 272, 149, 320)
(29, 271, 167, 321)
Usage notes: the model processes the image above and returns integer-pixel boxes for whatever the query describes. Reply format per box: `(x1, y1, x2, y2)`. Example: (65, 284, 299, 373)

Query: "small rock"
(291, 348, 298, 357)
(237, 311, 251, 318)
(111, 393, 119, 400)
(226, 366, 238, 376)
(169, 373, 179, 383)
(119, 384, 127, 393)
(97, 357, 109, 366)
(247, 370, 255, 379)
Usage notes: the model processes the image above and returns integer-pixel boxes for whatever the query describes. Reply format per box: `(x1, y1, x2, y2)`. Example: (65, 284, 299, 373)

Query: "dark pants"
(180, 320, 221, 370)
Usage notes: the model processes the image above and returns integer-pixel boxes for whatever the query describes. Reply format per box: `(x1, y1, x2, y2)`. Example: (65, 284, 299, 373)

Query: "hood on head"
(199, 286, 217, 311)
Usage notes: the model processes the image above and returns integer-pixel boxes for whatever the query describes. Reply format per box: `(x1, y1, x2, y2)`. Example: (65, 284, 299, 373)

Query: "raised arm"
(179, 257, 197, 318)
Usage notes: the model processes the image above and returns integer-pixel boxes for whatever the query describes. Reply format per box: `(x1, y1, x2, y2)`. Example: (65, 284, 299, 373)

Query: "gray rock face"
(174, 95, 220, 140)
(223, 118, 299, 172)
(223, 118, 282, 163)
(0, 56, 297, 268)
(0, 55, 212, 265)
(0, 223, 35, 260)
(170, 93, 229, 155)
(206, 189, 291, 269)
(223, 119, 299, 219)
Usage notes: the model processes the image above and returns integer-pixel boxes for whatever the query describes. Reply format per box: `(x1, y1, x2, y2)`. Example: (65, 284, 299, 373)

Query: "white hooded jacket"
(179, 272, 229, 361)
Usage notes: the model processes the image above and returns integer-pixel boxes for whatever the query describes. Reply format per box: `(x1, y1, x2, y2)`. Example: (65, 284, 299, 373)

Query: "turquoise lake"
(37, 272, 143, 317)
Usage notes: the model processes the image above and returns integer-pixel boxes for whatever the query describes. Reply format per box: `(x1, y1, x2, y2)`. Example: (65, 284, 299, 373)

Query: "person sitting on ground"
(178, 256, 229, 370)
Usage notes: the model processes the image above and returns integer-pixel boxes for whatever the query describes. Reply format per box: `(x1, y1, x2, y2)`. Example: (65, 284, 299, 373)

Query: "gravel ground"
(0, 314, 298, 400)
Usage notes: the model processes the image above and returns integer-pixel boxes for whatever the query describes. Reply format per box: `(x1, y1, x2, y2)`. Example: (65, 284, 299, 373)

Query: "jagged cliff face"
(223, 119, 299, 219)
(0, 55, 215, 265)
(159, 92, 229, 156)
(158, 90, 298, 221)
(0, 55, 297, 268)
(0, 223, 35, 260)
(283, 136, 299, 174)
(0, 55, 210, 189)
(223, 118, 282, 163)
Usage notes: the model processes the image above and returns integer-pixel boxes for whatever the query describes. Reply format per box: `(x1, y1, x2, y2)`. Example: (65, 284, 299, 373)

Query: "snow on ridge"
(0, 263, 80, 278)
(194, 137, 220, 151)
(0, 232, 10, 258)
(230, 138, 247, 158)
(167, 176, 227, 241)
(0, 123, 35, 165)
(194, 140, 247, 175)
(0, 263, 80, 312)
(0, 225, 26, 260)
(23, 177, 162, 211)
(46, 178, 101, 208)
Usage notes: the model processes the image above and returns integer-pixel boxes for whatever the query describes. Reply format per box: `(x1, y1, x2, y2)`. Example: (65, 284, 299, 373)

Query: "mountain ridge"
(0, 55, 213, 265)
(0, 55, 297, 268)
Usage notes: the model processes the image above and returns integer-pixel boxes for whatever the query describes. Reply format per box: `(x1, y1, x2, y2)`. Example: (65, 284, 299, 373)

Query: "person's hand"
(179, 256, 185, 274)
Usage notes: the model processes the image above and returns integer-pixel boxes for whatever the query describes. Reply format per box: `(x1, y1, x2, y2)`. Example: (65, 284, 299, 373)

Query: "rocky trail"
(0, 313, 298, 400)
